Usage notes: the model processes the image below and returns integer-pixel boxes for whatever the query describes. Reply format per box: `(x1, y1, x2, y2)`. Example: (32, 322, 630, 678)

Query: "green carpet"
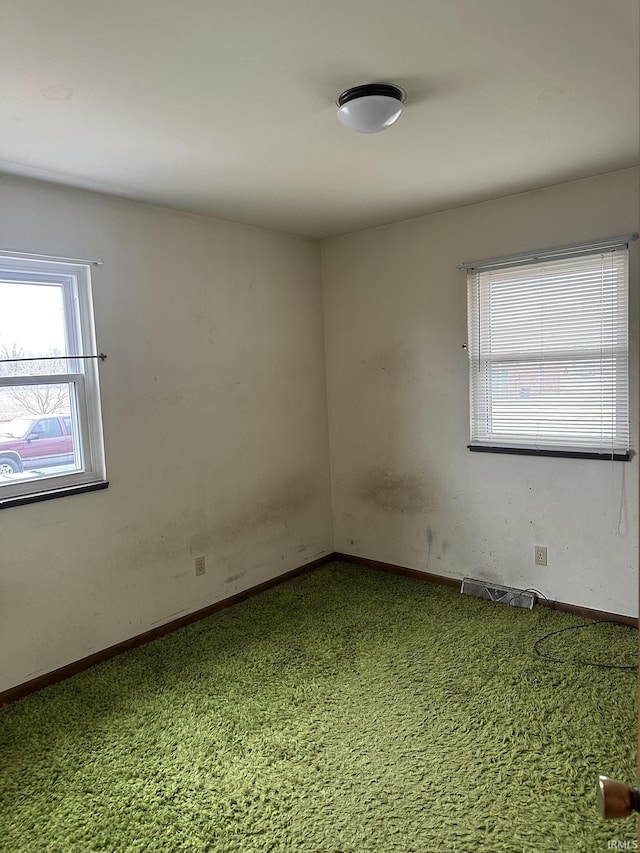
(1, 562, 637, 853)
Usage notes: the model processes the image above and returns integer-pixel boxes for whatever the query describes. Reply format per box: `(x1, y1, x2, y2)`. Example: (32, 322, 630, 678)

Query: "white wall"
(322, 168, 639, 617)
(0, 176, 333, 692)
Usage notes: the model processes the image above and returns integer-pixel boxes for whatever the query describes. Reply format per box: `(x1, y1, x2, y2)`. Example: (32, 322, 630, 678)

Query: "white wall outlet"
(195, 555, 206, 576)
(534, 545, 547, 567)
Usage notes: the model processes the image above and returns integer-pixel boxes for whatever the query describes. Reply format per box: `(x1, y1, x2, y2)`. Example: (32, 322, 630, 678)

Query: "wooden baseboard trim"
(533, 598, 638, 626)
(333, 552, 461, 589)
(334, 552, 638, 627)
(1, 553, 336, 707)
(4, 550, 635, 705)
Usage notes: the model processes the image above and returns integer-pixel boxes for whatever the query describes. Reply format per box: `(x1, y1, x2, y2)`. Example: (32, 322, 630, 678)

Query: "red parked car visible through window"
(0, 415, 74, 475)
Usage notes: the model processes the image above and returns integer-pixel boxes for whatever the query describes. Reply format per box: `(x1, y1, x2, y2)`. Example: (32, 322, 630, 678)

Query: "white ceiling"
(2, 0, 638, 237)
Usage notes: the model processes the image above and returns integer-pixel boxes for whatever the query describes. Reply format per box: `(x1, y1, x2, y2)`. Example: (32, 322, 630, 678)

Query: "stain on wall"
(214, 474, 314, 544)
(425, 526, 434, 568)
(358, 468, 436, 515)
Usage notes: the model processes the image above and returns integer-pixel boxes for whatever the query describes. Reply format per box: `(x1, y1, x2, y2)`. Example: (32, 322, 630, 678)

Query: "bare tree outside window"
(0, 343, 68, 415)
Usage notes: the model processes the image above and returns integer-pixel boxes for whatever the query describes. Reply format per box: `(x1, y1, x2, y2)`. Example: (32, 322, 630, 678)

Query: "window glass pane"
(0, 383, 81, 484)
(0, 281, 68, 376)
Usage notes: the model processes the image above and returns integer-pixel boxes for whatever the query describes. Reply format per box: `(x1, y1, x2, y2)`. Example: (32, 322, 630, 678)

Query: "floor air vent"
(461, 578, 536, 610)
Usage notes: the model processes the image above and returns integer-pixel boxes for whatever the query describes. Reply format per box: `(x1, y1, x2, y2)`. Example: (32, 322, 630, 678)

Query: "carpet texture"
(1, 562, 637, 852)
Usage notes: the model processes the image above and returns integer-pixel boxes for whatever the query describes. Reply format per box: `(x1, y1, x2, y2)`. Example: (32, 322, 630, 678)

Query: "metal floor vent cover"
(460, 577, 536, 610)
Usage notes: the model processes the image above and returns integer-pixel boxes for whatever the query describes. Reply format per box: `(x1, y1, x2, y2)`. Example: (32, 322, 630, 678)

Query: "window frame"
(0, 253, 107, 506)
(464, 239, 632, 461)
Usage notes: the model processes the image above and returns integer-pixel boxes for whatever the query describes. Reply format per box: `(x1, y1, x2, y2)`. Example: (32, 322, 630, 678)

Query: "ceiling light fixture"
(336, 83, 406, 134)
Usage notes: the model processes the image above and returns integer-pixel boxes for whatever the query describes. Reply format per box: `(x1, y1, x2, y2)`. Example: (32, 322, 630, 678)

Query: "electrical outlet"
(195, 555, 206, 576)
(534, 545, 547, 567)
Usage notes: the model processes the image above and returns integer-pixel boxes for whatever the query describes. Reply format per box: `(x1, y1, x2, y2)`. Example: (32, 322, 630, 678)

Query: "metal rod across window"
(0, 353, 107, 363)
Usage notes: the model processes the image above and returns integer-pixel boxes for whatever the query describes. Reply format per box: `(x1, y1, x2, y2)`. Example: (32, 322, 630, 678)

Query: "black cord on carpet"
(533, 620, 638, 671)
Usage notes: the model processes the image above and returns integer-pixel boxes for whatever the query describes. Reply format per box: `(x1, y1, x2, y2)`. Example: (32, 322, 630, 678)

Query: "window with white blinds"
(466, 245, 629, 459)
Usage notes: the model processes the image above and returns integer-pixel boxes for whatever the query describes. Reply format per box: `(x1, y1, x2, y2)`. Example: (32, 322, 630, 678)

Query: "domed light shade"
(336, 83, 406, 134)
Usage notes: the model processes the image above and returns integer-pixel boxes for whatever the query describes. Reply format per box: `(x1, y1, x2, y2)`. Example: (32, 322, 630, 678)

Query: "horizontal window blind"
(467, 247, 629, 456)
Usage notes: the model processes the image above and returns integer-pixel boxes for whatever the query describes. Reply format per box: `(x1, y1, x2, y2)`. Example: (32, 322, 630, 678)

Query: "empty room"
(1, 1, 638, 851)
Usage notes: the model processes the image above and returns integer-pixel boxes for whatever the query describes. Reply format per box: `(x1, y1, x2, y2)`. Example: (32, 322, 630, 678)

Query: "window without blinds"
(0, 253, 106, 504)
(467, 246, 629, 458)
